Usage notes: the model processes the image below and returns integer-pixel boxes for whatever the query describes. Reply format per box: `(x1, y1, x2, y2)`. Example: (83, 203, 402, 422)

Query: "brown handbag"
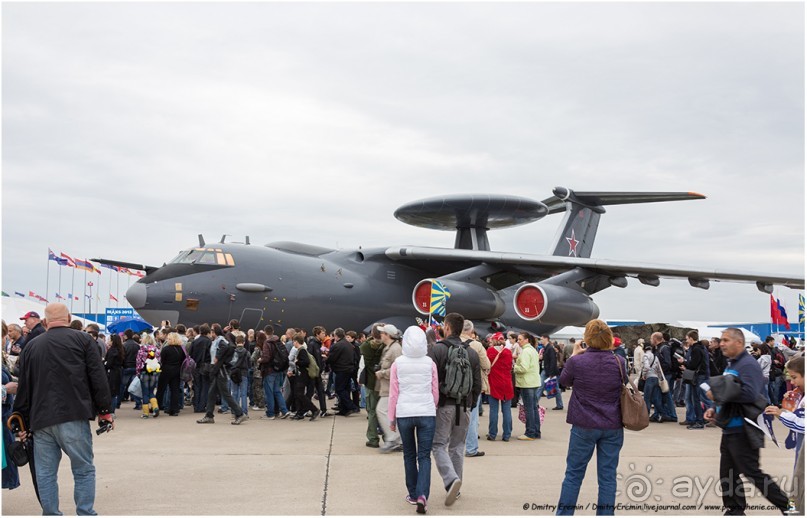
(614, 353, 649, 431)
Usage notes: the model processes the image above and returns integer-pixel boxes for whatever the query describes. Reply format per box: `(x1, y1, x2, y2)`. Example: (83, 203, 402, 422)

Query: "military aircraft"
(94, 187, 804, 336)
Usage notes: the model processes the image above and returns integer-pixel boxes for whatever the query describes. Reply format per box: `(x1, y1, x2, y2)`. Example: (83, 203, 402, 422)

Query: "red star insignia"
(566, 229, 579, 257)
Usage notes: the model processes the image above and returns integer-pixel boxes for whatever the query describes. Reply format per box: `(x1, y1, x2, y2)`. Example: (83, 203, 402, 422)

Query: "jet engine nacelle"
(412, 279, 505, 320)
(513, 283, 599, 325)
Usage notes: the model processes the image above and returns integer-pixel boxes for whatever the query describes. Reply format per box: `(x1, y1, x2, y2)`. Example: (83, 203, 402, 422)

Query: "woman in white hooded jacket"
(389, 326, 439, 515)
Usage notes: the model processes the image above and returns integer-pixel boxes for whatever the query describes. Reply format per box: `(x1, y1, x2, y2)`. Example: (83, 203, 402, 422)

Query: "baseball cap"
(20, 311, 40, 320)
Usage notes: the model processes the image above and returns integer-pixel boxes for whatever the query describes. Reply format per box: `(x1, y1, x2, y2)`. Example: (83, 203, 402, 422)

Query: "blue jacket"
(719, 350, 765, 434)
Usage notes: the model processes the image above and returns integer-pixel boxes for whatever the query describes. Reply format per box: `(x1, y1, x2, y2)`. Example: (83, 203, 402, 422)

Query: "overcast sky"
(2, 2, 804, 326)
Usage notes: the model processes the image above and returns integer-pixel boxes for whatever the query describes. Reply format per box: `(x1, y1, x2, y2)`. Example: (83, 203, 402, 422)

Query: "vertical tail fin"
(543, 187, 705, 259)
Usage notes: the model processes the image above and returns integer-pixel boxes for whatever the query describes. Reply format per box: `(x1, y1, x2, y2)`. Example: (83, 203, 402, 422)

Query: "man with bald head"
(13, 303, 113, 516)
(704, 328, 789, 515)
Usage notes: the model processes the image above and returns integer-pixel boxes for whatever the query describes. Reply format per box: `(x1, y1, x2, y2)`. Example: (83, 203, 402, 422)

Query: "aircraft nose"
(126, 282, 147, 309)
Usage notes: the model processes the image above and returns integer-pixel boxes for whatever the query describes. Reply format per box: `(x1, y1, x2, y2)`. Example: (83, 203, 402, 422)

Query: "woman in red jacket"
(486, 333, 514, 442)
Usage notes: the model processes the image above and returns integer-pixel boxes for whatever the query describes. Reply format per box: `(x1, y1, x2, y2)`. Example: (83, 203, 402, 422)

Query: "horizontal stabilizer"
(542, 188, 706, 215)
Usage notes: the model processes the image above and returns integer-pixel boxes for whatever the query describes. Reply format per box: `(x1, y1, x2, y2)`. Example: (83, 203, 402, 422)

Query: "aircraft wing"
(384, 246, 804, 290)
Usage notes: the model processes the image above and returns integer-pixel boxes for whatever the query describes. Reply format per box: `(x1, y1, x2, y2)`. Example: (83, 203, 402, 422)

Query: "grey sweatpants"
(432, 404, 470, 489)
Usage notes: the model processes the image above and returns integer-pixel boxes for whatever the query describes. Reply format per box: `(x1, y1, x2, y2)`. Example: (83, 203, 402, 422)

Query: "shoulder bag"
(614, 353, 649, 431)
(652, 356, 670, 393)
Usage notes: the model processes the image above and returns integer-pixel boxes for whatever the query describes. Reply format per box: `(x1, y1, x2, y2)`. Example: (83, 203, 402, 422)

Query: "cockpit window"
(168, 248, 235, 266)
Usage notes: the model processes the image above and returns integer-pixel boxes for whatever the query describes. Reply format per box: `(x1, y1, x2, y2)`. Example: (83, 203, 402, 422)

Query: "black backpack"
(272, 341, 290, 372)
(229, 348, 248, 384)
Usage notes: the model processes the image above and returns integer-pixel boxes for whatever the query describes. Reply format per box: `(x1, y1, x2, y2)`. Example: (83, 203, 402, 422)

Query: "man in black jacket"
(428, 312, 482, 507)
(652, 333, 679, 422)
(197, 327, 247, 425)
(19, 311, 46, 345)
(683, 331, 709, 429)
(537, 334, 563, 410)
(189, 324, 212, 412)
(306, 326, 330, 418)
(327, 328, 359, 416)
(121, 329, 142, 410)
(13, 303, 113, 516)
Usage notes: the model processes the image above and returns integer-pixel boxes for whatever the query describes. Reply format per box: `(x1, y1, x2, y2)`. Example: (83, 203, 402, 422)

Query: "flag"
(430, 280, 451, 317)
(85, 294, 92, 300)
(73, 258, 94, 273)
(88, 281, 94, 287)
(99, 263, 120, 272)
(776, 298, 791, 330)
(118, 267, 131, 275)
(56, 293, 65, 300)
(14, 291, 25, 297)
(770, 295, 789, 327)
(799, 293, 805, 326)
(134, 271, 145, 278)
(93, 265, 101, 274)
(60, 252, 76, 268)
(68, 293, 79, 301)
(48, 248, 68, 266)
(110, 294, 118, 302)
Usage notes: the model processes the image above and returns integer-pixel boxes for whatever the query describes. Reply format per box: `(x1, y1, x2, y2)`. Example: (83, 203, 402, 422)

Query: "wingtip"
(688, 192, 706, 199)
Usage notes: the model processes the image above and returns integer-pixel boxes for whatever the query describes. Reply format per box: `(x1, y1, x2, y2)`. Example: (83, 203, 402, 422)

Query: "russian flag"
(776, 298, 791, 330)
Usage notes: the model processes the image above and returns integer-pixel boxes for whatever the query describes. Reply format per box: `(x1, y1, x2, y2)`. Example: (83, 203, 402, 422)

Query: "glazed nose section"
(126, 282, 147, 309)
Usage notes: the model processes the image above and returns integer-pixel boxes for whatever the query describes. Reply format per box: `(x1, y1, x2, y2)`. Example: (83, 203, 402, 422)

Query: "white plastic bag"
(127, 376, 142, 399)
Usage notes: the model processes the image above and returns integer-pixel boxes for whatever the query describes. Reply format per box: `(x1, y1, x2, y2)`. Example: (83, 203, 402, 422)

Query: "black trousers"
(192, 368, 210, 412)
(205, 370, 242, 418)
(334, 371, 358, 415)
(293, 375, 318, 416)
(306, 373, 328, 413)
(719, 431, 789, 514)
(156, 370, 181, 414)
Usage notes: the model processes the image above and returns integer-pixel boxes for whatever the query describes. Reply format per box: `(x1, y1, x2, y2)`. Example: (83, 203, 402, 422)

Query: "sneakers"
(679, 421, 693, 426)
(196, 416, 214, 424)
(552, 406, 563, 410)
(486, 435, 496, 441)
(304, 411, 313, 417)
(416, 496, 427, 514)
(502, 437, 510, 442)
(260, 415, 277, 420)
(140, 414, 150, 419)
(687, 423, 705, 430)
(250, 406, 262, 411)
(380, 442, 402, 454)
(445, 479, 462, 506)
(662, 416, 678, 422)
(280, 411, 292, 419)
(405, 495, 417, 505)
(366, 441, 380, 448)
(308, 413, 318, 422)
(517, 435, 536, 441)
(465, 451, 485, 457)
(217, 408, 230, 414)
(232, 414, 249, 425)
(320, 411, 331, 418)
(290, 414, 305, 420)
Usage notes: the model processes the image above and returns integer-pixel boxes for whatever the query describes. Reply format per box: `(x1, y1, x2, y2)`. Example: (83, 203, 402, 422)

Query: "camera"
(96, 419, 113, 436)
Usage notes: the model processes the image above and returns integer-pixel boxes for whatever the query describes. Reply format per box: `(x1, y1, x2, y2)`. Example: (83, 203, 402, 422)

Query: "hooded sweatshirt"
(389, 326, 439, 422)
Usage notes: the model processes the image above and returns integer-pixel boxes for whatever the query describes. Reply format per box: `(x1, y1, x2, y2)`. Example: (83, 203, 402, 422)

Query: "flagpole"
(116, 272, 120, 308)
(45, 250, 50, 304)
(83, 268, 87, 316)
(58, 263, 62, 303)
(71, 266, 75, 313)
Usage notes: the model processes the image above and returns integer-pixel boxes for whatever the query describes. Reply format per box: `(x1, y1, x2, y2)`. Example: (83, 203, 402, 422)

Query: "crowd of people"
(1, 304, 804, 516)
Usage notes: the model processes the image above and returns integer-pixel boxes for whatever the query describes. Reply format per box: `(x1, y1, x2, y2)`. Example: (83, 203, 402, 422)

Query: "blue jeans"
(246, 368, 255, 406)
(557, 426, 624, 515)
(465, 394, 482, 454)
(643, 377, 663, 419)
(660, 374, 677, 420)
(538, 370, 563, 409)
(34, 420, 97, 516)
(263, 372, 288, 417)
(520, 387, 541, 438)
(396, 415, 436, 501)
(488, 397, 512, 440)
(684, 375, 708, 424)
(230, 377, 250, 415)
(769, 375, 784, 406)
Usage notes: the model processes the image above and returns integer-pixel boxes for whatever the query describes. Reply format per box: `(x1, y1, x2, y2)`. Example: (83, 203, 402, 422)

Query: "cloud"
(2, 2, 803, 325)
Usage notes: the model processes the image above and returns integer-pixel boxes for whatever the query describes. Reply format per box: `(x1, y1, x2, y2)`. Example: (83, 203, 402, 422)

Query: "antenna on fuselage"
(198, 234, 205, 246)
(246, 236, 250, 245)
(220, 234, 229, 244)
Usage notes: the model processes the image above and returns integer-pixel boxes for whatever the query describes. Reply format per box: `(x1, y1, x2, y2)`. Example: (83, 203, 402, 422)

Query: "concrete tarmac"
(2, 398, 797, 516)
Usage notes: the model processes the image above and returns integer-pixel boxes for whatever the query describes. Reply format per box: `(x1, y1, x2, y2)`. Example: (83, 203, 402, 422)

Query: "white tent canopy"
(673, 321, 760, 346)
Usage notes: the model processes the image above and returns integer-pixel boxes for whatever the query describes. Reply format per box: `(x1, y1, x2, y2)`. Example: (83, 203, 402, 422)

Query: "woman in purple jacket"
(556, 319, 626, 516)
